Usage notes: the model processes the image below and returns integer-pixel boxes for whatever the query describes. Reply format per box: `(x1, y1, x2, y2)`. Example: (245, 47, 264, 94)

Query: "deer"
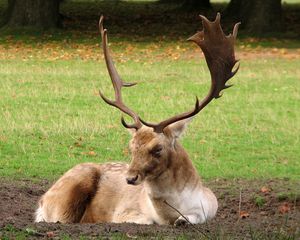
(35, 13, 240, 226)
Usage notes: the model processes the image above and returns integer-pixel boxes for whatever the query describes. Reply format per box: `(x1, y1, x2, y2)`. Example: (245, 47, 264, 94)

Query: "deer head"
(99, 14, 240, 185)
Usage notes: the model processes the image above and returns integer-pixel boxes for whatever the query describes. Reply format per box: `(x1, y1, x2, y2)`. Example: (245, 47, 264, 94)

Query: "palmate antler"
(189, 13, 240, 99)
(141, 13, 240, 132)
(99, 14, 240, 133)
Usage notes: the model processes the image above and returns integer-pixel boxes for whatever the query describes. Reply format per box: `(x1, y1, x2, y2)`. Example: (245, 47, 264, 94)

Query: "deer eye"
(150, 145, 163, 158)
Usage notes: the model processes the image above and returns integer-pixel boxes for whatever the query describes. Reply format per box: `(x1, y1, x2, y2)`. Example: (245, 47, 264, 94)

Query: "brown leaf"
(81, 151, 96, 156)
(46, 231, 55, 238)
(259, 211, 268, 216)
(279, 202, 291, 214)
(260, 186, 271, 193)
(0, 135, 7, 142)
(74, 142, 82, 147)
(239, 211, 250, 218)
(160, 95, 170, 100)
(93, 90, 99, 96)
(88, 151, 96, 156)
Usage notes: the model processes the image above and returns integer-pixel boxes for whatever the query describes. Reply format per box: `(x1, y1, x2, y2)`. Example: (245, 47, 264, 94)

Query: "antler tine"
(141, 13, 239, 133)
(99, 16, 142, 130)
(139, 98, 201, 133)
(233, 22, 241, 39)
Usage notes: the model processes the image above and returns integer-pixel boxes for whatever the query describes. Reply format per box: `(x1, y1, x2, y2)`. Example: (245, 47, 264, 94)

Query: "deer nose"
(126, 175, 138, 185)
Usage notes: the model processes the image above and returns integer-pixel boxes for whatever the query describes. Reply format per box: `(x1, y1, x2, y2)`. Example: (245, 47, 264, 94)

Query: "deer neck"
(144, 143, 201, 200)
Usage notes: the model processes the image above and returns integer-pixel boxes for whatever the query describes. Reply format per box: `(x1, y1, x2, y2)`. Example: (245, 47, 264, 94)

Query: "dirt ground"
(0, 178, 299, 239)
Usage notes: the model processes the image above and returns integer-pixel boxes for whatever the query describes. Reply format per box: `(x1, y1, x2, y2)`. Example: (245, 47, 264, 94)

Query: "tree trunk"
(226, 0, 283, 35)
(182, 0, 211, 11)
(7, 0, 60, 29)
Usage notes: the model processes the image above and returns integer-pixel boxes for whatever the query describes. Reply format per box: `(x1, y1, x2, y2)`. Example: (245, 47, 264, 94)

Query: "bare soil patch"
(0, 178, 299, 239)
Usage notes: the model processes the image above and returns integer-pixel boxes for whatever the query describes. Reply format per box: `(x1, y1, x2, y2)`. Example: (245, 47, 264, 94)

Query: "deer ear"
(165, 118, 193, 139)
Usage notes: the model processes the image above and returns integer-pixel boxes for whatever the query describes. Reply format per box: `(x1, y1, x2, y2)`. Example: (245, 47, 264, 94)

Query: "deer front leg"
(174, 214, 204, 227)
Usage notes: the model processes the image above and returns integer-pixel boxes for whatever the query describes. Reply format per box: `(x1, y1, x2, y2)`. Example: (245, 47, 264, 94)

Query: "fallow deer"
(35, 13, 240, 226)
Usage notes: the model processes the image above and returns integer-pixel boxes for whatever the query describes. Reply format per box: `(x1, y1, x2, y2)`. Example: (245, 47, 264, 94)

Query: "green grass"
(0, 55, 299, 180)
(253, 195, 266, 208)
(0, 0, 299, 181)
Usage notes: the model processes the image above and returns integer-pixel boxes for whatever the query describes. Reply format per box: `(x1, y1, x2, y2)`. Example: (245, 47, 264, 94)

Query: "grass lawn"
(0, 53, 299, 181)
(0, 0, 299, 182)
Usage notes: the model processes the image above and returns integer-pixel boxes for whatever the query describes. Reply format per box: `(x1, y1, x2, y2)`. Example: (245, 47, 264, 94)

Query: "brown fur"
(35, 124, 218, 225)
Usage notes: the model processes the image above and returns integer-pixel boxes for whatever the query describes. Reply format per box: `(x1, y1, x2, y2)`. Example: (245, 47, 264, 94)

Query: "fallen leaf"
(74, 142, 82, 147)
(260, 186, 272, 193)
(126, 231, 137, 239)
(81, 151, 96, 156)
(279, 202, 291, 214)
(88, 151, 96, 156)
(259, 211, 268, 216)
(46, 231, 55, 238)
(0, 135, 7, 142)
(239, 211, 250, 218)
(160, 95, 170, 100)
(280, 49, 287, 55)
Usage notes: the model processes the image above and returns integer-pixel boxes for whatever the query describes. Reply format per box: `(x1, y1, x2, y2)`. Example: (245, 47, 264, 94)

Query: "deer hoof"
(174, 218, 189, 227)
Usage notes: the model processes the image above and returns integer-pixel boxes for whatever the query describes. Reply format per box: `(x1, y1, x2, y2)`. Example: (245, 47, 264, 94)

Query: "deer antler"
(140, 13, 240, 133)
(99, 16, 142, 130)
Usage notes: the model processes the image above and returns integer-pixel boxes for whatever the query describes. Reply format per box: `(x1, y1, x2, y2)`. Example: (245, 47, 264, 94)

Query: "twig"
(199, 199, 209, 229)
(293, 195, 297, 213)
(237, 188, 242, 222)
(163, 200, 209, 239)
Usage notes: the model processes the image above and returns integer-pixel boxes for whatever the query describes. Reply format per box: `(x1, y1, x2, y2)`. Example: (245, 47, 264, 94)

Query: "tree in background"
(225, 0, 283, 35)
(182, 0, 211, 10)
(6, 0, 61, 29)
(4, 0, 284, 34)
(159, 0, 211, 10)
